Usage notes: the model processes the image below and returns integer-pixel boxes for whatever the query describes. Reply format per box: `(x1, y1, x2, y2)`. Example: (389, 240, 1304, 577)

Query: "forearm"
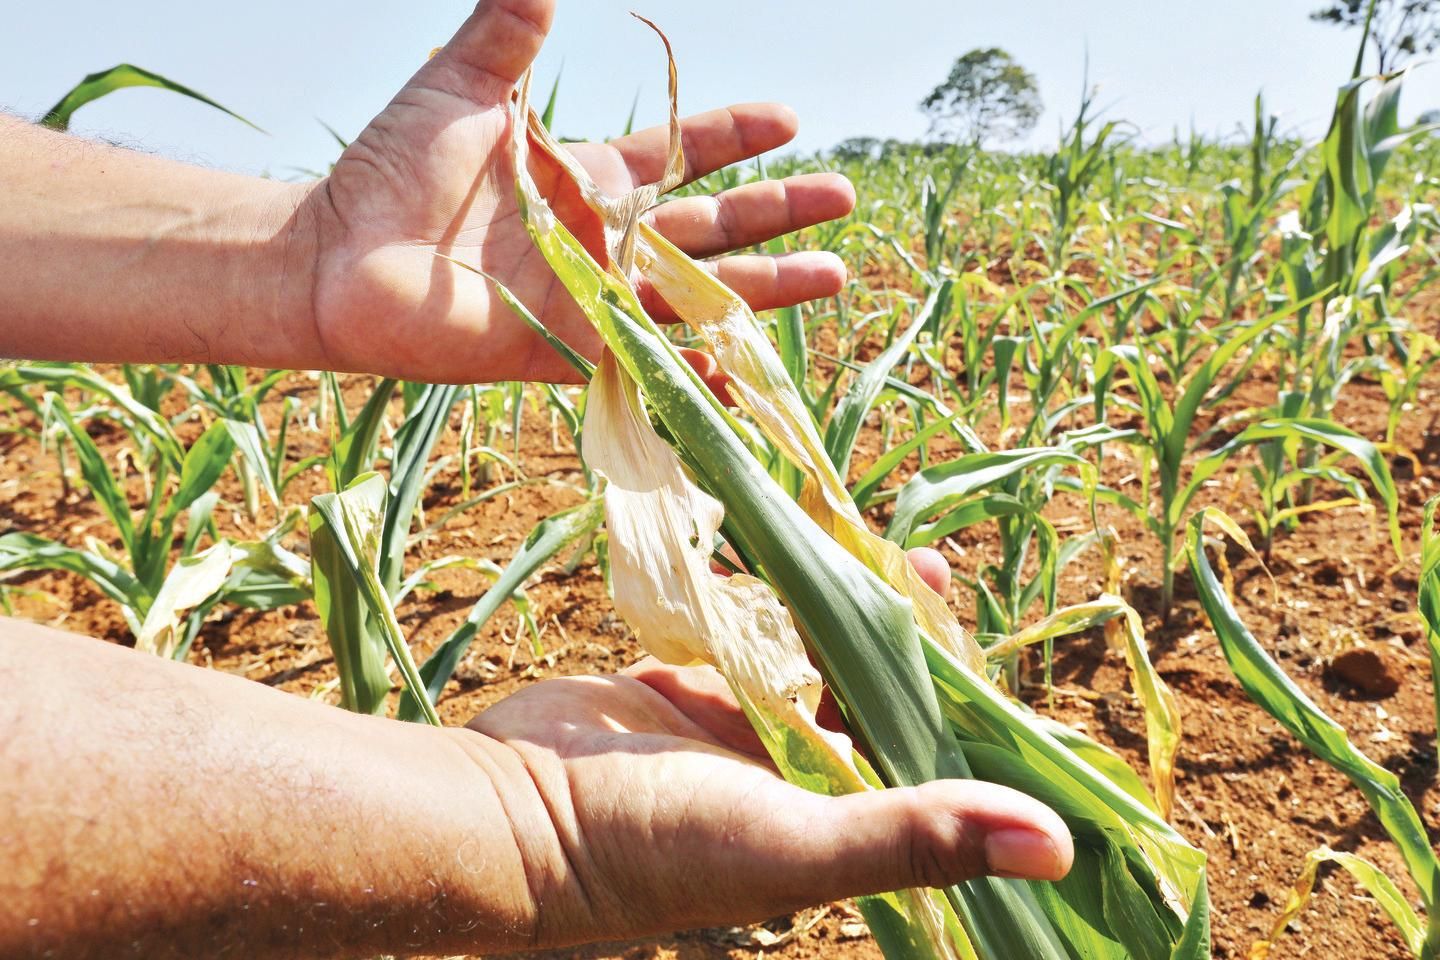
(0, 115, 324, 370)
(0, 620, 538, 959)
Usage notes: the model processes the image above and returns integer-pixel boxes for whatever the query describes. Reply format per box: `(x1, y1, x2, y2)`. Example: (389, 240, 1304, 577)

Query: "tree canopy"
(1311, 0, 1440, 73)
(919, 47, 1041, 147)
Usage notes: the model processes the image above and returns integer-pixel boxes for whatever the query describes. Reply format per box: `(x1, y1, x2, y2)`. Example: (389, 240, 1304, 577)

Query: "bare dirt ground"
(3, 345, 1437, 959)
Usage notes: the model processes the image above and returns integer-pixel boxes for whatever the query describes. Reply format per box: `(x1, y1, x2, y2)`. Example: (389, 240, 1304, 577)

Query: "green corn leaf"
(310, 473, 438, 726)
(379, 384, 461, 597)
(1034, 716, 1160, 815)
(220, 419, 280, 509)
(1170, 875, 1210, 960)
(886, 449, 1086, 546)
(49, 399, 135, 554)
(0, 532, 142, 608)
(41, 63, 262, 132)
(850, 408, 967, 511)
(1185, 509, 1440, 944)
(400, 499, 605, 721)
(825, 280, 953, 479)
(540, 65, 562, 130)
(167, 420, 237, 522)
(909, 493, 1030, 549)
(328, 379, 398, 489)
(1184, 418, 1400, 553)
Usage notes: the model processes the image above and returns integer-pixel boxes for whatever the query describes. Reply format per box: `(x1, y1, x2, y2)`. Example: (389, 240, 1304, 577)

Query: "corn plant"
(1186, 509, 1439, 957)
(308, 372, 600, 718)
(1217, 94, 1306, 318)
(0, 365, 302, 657)
(477, 43, 1210, 957)
(168, 365, 321, 521)
(1093, 293, 1325, 615)
(1043, 81, 1123, 272)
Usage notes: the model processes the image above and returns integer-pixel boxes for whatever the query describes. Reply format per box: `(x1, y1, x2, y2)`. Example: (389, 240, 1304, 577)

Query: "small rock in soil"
(1327, 646, 1403, 697)
(1389, 621, 1424, 645)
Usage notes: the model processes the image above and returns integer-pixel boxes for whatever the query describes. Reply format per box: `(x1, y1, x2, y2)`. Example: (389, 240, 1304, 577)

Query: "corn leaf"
(886, 449, 1086, 547)
(169, 420, 238, 521)
(1250, 848, 1424, 959)
(0, 532, 141, 608)
(41, 63, 261, 132)
(399, 498, 604, 721)
(1185, 509, 1440, 949)
(851, 408, 967, 510)
(984, 597, 1181, 819)
(134, 542, 236, 659)
(309, 473, 437, 725)
(328, 379, 398, 489)
(825, 280, 953, 479)
(1186, 419, 1401, 555)
(380, 383, 461, 596)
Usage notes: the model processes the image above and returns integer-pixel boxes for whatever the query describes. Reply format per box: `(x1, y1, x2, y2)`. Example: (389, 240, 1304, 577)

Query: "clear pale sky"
(3, 1, 1437, 178)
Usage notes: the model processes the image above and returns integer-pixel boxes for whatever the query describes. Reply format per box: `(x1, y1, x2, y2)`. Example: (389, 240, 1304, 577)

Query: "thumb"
(907, 546, 951, 599)
(741, 780, 1073, 910)
(424, 0, 554, 103)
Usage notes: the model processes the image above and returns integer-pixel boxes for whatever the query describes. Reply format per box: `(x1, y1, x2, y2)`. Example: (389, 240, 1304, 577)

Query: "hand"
(465, 548, 1073, 947)
(303, 0, 854, 385)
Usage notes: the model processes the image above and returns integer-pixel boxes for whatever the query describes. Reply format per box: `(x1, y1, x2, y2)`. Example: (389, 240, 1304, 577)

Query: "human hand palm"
(468, 656, 1072, 947)
(306, 0, 854, 385)
(465, 550, 1070, 948)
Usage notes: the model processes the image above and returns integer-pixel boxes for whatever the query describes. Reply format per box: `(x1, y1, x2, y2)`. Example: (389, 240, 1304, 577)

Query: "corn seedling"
(0, 365, 300, 656)
(1185, 508, 1440, 958)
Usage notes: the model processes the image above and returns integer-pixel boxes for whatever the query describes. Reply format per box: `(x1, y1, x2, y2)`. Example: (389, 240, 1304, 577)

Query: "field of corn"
(7, 15, 1440, 960)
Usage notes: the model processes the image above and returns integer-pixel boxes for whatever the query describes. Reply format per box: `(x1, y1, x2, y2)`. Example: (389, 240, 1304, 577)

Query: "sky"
(3, 1, 1438, 179)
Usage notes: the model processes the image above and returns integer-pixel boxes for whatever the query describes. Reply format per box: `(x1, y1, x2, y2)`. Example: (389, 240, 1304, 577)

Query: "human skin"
(1, 560, 1070, 959)
(0, 0, 1074, 956)
(0, 2, 855, 385)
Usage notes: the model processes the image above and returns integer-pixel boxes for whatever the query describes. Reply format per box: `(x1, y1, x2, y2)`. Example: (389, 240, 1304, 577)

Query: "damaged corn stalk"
(459, 21, 1209, 958)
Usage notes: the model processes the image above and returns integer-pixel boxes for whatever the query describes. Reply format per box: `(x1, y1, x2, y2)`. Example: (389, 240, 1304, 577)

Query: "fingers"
(736, 780, 1072, 910)
(426, 0, 554, 101)
(624, 658, 767, 759)
(640, 251, 847, 323)
(907, 547, 952, 599)
(610, 104, 800, 187)
(678, 349, 734, 406)
(649, 174, 856, 258)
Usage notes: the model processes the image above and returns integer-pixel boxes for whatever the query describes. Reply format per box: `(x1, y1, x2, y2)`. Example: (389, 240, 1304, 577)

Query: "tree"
(919, 48, 1041, 147)
(1311, 0, 1440, 74)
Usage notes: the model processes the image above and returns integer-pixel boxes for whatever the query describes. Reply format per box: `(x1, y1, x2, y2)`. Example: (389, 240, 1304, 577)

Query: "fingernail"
(984, 828, 1062, 880)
